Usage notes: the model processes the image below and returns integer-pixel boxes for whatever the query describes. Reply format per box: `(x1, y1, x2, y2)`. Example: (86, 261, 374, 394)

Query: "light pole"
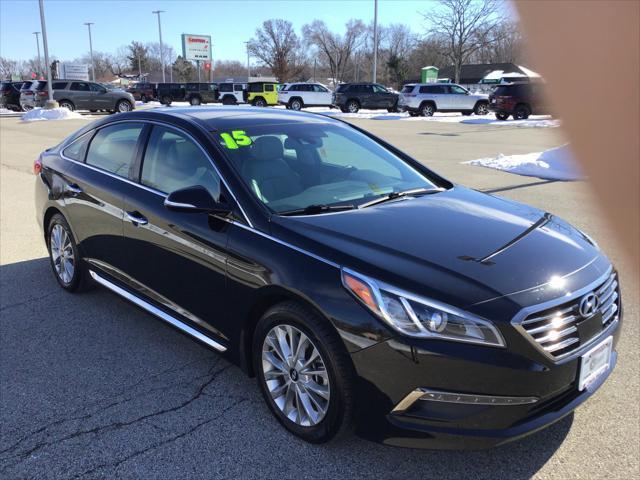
(372, 0, 378, 83)
(38, 0, 56, 107)
(33, 32, 42, 78)
(84, 22, 95, 82)
(244, 41, 250, 81)
(152, 10, 166, 82)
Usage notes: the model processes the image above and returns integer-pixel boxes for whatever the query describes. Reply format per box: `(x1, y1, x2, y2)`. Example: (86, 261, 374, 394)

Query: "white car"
(218, 82, 246, 105)
(398, 83, 489, 117)
(278, 83, 333, 110)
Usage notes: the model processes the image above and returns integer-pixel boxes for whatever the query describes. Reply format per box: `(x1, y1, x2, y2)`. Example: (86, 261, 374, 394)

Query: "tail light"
(37, 91, 48, 97)
(33, 157, 42, 175)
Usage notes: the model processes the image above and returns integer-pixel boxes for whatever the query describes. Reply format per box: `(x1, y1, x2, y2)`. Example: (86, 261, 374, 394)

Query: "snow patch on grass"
(21, 107, 83, 122)
(464, 145, 584, 181)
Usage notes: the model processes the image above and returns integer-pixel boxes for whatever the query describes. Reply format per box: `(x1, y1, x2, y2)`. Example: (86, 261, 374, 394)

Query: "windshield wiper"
(358, 187, 444, 209)
(279, 204, 356, 216)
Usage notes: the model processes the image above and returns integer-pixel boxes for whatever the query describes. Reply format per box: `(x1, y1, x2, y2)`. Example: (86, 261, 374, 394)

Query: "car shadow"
(0, 257, 571, 479)
(481, 179, 560, 194)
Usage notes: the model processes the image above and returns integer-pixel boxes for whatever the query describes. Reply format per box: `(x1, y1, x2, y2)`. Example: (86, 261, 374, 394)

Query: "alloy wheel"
(347, 101, 359, 113)
(118, 101, 131, 112)
(476, 103, 489, 115)
(262, 324, 330, 427)
(291, 100, 302, 111)
(60, 102, 74, 111)
(50, 224, 75, 284)
(421, 104, 434, 116)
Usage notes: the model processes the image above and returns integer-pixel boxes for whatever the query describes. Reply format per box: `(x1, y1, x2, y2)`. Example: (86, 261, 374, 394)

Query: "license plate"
(578, 336, 613, 391)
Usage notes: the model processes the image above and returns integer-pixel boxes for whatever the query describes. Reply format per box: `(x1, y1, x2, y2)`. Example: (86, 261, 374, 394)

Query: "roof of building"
(437, 63, 536, 83)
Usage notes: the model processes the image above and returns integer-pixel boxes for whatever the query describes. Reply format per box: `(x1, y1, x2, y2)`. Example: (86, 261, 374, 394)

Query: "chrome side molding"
(89, 270, 227, 352)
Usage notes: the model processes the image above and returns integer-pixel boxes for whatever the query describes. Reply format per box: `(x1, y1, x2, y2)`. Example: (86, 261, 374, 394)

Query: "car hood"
(270, 186, 602, 309)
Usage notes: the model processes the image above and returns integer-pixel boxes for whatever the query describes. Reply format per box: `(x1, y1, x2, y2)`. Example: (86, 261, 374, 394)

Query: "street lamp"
(152, 10, 166, 82)
(84, 22, 95, 82)
(38, 0, 56, 108)
(372, 0, 378, 83)
(32, 32, 42, 78)
(244, 41, 250, 81)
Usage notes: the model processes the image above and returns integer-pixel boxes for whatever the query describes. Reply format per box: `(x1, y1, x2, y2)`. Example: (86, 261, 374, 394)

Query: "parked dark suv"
(158, 83, 219, 106)
(489, 82, 551, 120)
(34, 107, 620, 449)
(20, 80, 135, 113)
(126, 82, 157, 102)
(0, 81, 25, 111)
(332, 83, 398, 113)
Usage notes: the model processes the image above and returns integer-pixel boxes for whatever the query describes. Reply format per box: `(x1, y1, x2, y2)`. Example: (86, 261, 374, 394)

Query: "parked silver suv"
(398, 83, 489, 117)
(21, 80, 135, 113)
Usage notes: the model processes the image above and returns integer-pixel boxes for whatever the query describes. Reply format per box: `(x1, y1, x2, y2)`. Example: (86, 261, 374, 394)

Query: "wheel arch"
(419, 99, 436, 109)
(238, 285, 336, 377)
(288, 96, 304, 106)
(58, 98, 75, 108)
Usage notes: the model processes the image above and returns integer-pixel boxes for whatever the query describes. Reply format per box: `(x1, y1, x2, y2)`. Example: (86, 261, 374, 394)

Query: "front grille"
(520, 273, 619, 358)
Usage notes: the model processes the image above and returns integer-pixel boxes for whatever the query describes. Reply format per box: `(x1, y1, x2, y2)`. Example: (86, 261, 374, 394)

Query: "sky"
(0, 0, 434, 63)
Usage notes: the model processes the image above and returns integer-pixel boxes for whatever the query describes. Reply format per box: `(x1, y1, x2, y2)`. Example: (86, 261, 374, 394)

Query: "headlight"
(342, 268, 505, 347)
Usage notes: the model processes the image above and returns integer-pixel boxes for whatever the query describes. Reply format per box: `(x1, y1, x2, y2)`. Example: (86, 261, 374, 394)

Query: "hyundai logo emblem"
(579, 292, 600, 318)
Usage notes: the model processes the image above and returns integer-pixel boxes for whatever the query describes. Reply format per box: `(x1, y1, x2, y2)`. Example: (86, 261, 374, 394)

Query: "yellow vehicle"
(244, 81, 279, 106)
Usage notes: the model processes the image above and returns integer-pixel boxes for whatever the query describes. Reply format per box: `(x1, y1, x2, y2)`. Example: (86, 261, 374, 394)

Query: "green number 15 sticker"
(220, 130, 252, 149)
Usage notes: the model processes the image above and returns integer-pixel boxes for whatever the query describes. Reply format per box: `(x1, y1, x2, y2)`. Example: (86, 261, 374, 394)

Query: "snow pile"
(461, 116, 559, 128)
(0, 107, 14, 115)
(464, 145, 584, 181)
(21, 107, 83, 122)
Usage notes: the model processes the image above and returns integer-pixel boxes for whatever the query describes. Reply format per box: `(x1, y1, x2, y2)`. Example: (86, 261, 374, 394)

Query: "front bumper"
(350, 318, 620, 449)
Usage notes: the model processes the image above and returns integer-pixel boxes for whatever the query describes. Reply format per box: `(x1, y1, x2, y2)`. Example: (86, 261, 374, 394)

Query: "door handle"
(126, 211, 148, 226)
(65, 183, 83, 194)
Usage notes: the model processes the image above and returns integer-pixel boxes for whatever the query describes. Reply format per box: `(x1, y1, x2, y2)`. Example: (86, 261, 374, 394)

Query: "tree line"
(1, 0, 523, 87)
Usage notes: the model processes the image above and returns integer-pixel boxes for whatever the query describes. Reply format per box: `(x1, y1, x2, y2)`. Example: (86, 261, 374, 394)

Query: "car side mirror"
(164, 185, 231, 216)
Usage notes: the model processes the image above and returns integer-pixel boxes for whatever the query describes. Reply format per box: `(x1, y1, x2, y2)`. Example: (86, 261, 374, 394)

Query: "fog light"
(392, 388, 539, 413)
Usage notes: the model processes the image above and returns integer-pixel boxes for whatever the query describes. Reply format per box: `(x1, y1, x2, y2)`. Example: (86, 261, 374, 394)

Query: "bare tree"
(248, 19, 306, 82)
(213, 60, 247, 79)
(303, 19, 366, 85)
(423, 0, 504, 82)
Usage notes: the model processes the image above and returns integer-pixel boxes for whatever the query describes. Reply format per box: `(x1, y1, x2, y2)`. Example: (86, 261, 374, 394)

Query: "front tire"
(47, 214, 88, 292)
(161, 95, 172, 106)
(495, 112, 510, 120)
(514, 104, 531, 120)
(253, 302, 354, 443)
(474, 102, 489, 115)
(116, 100, 132, 113)
(189, 96, 201, 106)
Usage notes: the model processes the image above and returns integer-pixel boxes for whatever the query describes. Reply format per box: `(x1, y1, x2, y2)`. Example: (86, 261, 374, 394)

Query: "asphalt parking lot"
(1, 114, 638, 479)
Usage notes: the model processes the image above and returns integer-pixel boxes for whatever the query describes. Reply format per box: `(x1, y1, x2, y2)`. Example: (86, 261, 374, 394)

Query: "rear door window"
(52, 82, 68, 90)
(70, 82, 90, 91)
(86, 123, 144, 177)
(234, 84, 244, 91)
(401, 85, 415, 93)
(265, 84, 275, 92)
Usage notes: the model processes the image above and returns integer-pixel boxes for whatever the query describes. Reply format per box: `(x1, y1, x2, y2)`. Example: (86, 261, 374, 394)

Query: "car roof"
(109, 106, 343, 131)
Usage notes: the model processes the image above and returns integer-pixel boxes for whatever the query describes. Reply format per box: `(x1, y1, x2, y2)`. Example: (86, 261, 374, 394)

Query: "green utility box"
(421, 66, 439, 83)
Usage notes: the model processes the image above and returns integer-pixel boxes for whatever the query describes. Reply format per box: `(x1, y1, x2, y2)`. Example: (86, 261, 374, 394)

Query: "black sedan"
(34, 107, 621, 449)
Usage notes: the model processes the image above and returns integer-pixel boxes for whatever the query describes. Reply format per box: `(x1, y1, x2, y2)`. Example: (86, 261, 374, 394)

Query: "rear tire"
(419, 102, 435, 117)
(190, 96, 201, 106)
(222, 96, 236, 105)
(495, 112, 510, 120)
(161, 95, 172, 106)
(289, 98, 303, 111)
(46, 214, 90, 292)
(514, 104, 531, 120)
(346, 100, 360, 113)
(253, 301, 354, 444)
(140, 94, 147, 103)
(58, 100, 75, 111)
(253, 97, 267, 107)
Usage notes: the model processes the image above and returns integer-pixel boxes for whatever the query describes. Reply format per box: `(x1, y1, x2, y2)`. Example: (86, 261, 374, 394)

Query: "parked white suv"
(218, 82, 246, 105)
(398, 83, 489, 117)
(278, 83, 333, 110)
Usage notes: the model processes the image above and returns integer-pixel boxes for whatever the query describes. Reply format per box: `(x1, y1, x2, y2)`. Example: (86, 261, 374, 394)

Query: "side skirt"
(89, 270, 227, 352)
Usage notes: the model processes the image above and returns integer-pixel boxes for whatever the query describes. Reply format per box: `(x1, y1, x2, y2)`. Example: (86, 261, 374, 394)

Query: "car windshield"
(216, 122, 441, 214)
